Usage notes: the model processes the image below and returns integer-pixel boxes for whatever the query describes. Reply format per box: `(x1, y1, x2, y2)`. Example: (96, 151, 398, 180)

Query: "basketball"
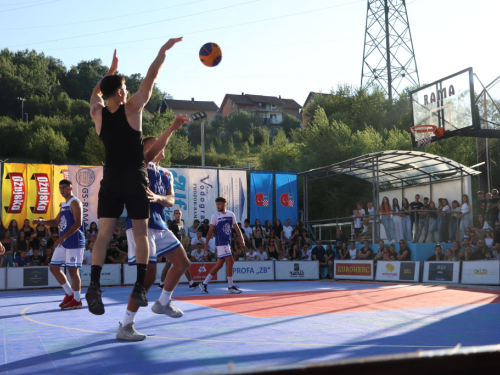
(199, 42, 222, 67)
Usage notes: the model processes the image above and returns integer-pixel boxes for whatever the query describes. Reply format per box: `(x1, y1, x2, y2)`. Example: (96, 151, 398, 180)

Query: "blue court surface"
(1, 280, 500, 374)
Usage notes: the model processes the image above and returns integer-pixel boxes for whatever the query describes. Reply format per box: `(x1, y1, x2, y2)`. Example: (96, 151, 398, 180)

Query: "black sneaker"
(228, 286, 242, 294)
(131, 284, 148, 307)
(189, 282, 200, 290)
(86, 282, 105, 315)
(199, 283, 208, 294)
(158, 284, 164, 290)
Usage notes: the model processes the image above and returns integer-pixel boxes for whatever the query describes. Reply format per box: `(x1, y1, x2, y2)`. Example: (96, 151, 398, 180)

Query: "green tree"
(142, 110, 176, 137)
(63, 59, 109, 101)
(228, 137, 235, 155)
(248, 132, 255, 145)
(260, 130, 298, 171)
(241, 141, 250, 155)
(28, 127, 69, 163)
(280, 113, 301, 137)
(82, 127, 105, 165)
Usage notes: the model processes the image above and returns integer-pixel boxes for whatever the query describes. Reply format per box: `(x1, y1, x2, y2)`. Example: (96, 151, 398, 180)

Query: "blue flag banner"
(250, 172, 273, 225)
(276, 172, 298, 225)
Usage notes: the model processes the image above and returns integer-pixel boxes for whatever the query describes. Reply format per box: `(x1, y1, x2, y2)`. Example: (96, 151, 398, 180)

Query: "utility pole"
(17, 97, 25, 120)
(190, 111, 208, 167)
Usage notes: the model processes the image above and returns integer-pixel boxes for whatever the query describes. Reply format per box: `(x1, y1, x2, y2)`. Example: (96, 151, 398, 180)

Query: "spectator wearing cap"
(199, 219, 210, 238)
(348, 241, 358, 260)
(488, 189, 500, 228)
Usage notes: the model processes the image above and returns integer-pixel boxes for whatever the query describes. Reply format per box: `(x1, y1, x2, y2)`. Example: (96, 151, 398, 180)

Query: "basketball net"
(410, 125, 437, 147)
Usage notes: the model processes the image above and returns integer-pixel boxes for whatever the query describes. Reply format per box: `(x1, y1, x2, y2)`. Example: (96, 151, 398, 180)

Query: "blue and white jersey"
(59, 196, 85, 249)
(210, 210, 237, 247)
(126, 162, 173, 231)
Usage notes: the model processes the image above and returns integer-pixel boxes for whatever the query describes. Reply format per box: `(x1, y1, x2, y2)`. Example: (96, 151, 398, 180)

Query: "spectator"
(362, 201, 374, 234)
(410, 194, 424, 242)
(326, 244, 338, 261)
(380, 196, 395, 243)
(187, 219, 200, 238)
(471, 239, 491, 260)
(15, 250, 31, 267)
(191, 243, 208, 262)
(444, 248, 458, 261)
(449, 200, 461, 241)
(251, 230, 264, 251)
(46, 232, 59, 249)
(116, 227, 128, 253)
(253, 219, 264, 238)
(43, 247, 53, 265)
(387, 244, 398, 260)
(426, 244, 445, 261)
(358, 240, 374, 260)
(281, 219, 296, 246)
(87, 221, 99, 242)
(300, 229, 313, 248)
(392, 198, 403, 242)
(16, 231, 28, 253)
(8, 219, 19, 239)
(30, 249, 45, 266)
(180, 229, 191, 254)
(374, 247, 385, 262)
(256, 245, 270, 261)
(427, 201, 438, 243)
(334, 230, 348, 252)
(397, 240, 411, 260)
(439, 198, 451, 243)
(290, 244, 301, 260)
(267, 239, 279, 260)
(488, 189, 500, 228)
(263, 220, 273, 238)
(491, 243, 500, 260)
(206, 238, 216, 261)
(199, 219, 210, 238)
(83, 242, 93, 265)
(469, 231, 479, 247)
(241, 219, 254, 246)
(190, 229, 206, 251)
(483, 228, 494, 248)
(451, 241, 463, 259)
(20, 219, 34, 238)
(348, 241, 358, 260)
(301, 244, 312, 260)
(278, 240, 289, 260)
(459, 194, 472, 240)
(474, 214, 491, 239)
(273, 219, 284, 241)
(2, 230, 14, 267)
(232, 242, 246, 261)
(356, 202, 366, 241)
(246, 247, 259, 261)
(105, 242, 126, 264)
(339, 242, 349, 260)
(34, 218, 48, 240)
(476, 190, 488, 225)
(494, 221, 500, 245)
(462, 237, 477, 253)
(417, 197, 430, 243)
(0, 218, 7, 241)
(28, 232, 41, 255)
(352, 203, 364, 244)
(463, 246, 474, 261)
(376, 240, 385, 255)
(312, 240, 333, 279)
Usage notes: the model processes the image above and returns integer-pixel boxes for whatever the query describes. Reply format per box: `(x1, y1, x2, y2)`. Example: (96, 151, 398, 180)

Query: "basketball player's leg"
(184, 268, 200, 289)
(225, 256, 241, 293)
(159, 261, 172, 288)
(129, 218, 150, 307)
(199, 257, 225, 294)
(50, 247, 75, 308)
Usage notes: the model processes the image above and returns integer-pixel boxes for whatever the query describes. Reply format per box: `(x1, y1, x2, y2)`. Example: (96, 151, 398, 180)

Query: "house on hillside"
(301, 92, 331, 128)
(219, 93, 301, 127)
(144, 98, 219, 121)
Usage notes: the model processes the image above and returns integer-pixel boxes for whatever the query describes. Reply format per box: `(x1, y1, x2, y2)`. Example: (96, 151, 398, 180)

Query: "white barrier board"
(7, 267, 61, 289)
(0, 268, 6, 290)
(334, 260, 374, 280)
(73, 264, 122, 287)
(232, 261, 275, 281)
(461, 260, 500, 285)
(375, 261, 420, 283)
(423, 261, 460, 284)
(275, 261, 319, 280)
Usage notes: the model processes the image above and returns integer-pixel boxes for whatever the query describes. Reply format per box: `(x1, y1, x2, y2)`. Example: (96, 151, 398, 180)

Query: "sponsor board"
(334, 260, 374, 280)
(75, 264, 121, 287)
(461, 260, 500, 285)
(6, 267, 60, 289)
(275, 261, 319, 280)
(0, 268, 6, 290)
(423, 261, 460, 283)
(375, 261, 420, 282)
(232, 261, 274, 281)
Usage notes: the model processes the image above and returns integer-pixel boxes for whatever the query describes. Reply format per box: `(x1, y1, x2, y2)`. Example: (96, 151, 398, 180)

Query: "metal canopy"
(298, 150, 480, 188)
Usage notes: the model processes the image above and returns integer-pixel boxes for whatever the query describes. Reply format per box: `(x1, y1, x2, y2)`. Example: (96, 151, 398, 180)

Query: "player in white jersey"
(199, 197, 245, 294)
(33, 180, 86, 310)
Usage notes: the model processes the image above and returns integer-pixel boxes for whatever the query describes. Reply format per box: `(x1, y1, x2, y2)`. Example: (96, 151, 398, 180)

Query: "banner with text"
(27, 164, 53, 223)
(250, 172, 273, 224)
(74, 264, 121, 287)
(423, 261, 460, 283)
(334, 260, 374, 280)
(375, 261, 420, 282)
(52, 165, 69, 218)
(218, 170, 247, 223)
(232, 261, 275, 281)
(2, 163, 28, 226)
(461, 260, 500, 285)
(68, 165, 103, 233)
(275, 260, 319, 280)
(123, 262, 227, 284)
(6, 267, 61, 289)
(275, 172, 298, 224)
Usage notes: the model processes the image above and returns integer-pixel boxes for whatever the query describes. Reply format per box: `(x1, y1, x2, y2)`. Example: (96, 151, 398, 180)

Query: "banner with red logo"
(334, 260, 374, 280)
(2, 163, 28, 226)
(250, 171, 273, 225)
(52, 165, 69, 218)
(275, 172, 298, 225)
(27, 164, 54, 223)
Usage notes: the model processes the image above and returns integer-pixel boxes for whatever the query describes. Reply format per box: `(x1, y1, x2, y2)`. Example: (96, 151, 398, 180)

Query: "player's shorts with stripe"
(126, 228, 181, 265)
(216, 245, 233, 259)
(50, 246, 84, 268)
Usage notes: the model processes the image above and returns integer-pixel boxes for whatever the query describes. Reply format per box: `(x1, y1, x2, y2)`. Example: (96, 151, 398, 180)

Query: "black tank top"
(100, 105, 146, 174)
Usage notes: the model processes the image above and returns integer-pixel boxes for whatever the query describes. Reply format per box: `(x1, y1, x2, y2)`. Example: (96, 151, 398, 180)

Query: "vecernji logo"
(5, 172, 25, 214)
(76, 168, 95, 187)
(386, 263, 395, 272)
(31, 173, 51, 214)
(280, 193, 294, 207)
(255, 192, 269, 207)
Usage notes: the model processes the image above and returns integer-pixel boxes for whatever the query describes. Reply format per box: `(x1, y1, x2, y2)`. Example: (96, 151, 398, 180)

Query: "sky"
(1, 0, 499, 113)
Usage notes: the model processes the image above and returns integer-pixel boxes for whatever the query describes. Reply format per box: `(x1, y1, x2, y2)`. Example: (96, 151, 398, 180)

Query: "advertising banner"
(423, 261, 460, 283)
(0, 268, 5, 290)
(75, 264, 121, 287)
(232, 261, 275, 281)
(375, 261, 420, 282)
(461, 260, 500, 285)
(218, 169, 247, 224)
(334, 260, 374, 280)
(68, 165, 103, 232)
(2, 163, 28, 226)
(275, 260, 319, 280)
(250, 172, 273, 225)
(52, 165, 69, 218)
(6, 267, 60, 289)
(275, 172, 299, 225)
(26, 164, 53, 223)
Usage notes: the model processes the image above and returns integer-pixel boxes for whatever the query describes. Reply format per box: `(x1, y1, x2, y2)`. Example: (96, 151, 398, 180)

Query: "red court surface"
(175, 284, 500, 318)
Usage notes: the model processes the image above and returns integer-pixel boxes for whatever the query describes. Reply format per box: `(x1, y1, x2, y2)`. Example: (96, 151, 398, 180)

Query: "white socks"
(73, 290, 81, 302)
(62, 283, 73, 296)
(227, 277, 234, 287)
(203, 274, 213, 285)
(189, 280, 194, 286)
(123, 309, 137, 325)
(363, 225, 368, 231)
(159, 290, 172, 306)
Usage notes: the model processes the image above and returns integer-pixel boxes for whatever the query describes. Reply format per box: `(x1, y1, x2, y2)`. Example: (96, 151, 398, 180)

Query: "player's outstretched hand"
(162, 37, 183, 52)
(0, 241, 5, 256)
(109, 49, 118, 74)
(170, 114, 190, 131)
(32, 219, 43, 226)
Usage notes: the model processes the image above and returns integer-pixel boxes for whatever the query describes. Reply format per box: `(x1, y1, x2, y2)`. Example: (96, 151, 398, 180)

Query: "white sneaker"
(116, 322, 147, 341)
(362, 228, 368, 233)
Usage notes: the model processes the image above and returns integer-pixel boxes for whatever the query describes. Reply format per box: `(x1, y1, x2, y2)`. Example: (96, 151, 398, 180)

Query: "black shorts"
(98, 171, 149, 220)
(354, 227, 362, 234)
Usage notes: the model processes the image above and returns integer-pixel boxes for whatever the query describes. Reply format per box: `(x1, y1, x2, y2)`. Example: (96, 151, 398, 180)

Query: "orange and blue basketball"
(199, 42, 222, 67)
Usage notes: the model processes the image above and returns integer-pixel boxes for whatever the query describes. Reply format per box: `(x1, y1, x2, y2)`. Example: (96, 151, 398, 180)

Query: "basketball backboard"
(410, 68, 479, 147)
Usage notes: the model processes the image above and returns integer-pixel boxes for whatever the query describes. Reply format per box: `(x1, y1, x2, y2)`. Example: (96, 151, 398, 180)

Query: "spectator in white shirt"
(242, 219, 254, 247)
(246, 247, 259, 261)
(83, 242, 93, 265)
(363, 201, 374, 233)
(256, 245, 269, 261)
(191, 243, 208, 262)
(301, 244, 312, 260)
(281, 219, 296, 246)
(187, 219, 200, 238)
(352, 203, 365, 244)
(190, 229, 206, 251)
(348, 241, 358, 260)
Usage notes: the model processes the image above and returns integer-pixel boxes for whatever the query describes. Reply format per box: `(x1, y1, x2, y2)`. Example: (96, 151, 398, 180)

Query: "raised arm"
(33, 213, 61, 230)
(90, 50, 118, 125)
(144, 114, 190, 164)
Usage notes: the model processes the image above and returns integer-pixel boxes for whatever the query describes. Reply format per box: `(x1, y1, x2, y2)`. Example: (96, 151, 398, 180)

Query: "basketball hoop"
(410, 125, 437, 147)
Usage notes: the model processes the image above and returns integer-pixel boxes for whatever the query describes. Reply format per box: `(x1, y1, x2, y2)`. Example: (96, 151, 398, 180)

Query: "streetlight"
(190, 111, 208, 167)
(17, 97, 25, 120)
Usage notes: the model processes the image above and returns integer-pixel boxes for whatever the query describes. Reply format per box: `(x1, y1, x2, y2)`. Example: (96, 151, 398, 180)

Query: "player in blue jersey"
(199, 197, 245, 294)
(116, 137, 191, 341)
(33, 180, 85, 310)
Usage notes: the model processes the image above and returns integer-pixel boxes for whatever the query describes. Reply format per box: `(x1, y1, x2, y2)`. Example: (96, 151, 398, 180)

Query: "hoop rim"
(410, 125, 437, 134)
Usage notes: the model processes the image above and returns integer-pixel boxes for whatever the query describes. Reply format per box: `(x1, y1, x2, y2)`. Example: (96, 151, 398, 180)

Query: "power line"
(0, 0, 208, 31)
(0, 0, 49, 6)
(0, 0, 59, 13)
(6, 0, 259, 48)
